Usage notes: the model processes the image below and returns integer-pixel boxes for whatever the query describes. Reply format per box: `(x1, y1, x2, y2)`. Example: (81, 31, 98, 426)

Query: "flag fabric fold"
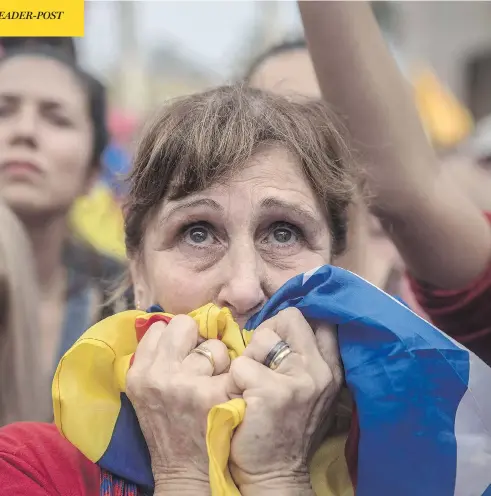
(53, 265, 491, 495)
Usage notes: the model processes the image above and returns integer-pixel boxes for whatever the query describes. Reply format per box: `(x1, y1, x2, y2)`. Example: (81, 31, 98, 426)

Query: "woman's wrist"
(153, 471, 210, 496)
(238, 471, 314, 496)
(154, 481, 210, 496)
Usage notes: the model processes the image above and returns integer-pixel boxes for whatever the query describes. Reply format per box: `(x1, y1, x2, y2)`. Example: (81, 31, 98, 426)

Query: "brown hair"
(125, 84, 356, 258)
(0, 202, 50, 425)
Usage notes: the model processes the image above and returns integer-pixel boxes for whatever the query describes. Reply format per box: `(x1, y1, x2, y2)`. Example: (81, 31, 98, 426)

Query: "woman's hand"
(228, 308, 342, 495)
(126, 315, 230, 495)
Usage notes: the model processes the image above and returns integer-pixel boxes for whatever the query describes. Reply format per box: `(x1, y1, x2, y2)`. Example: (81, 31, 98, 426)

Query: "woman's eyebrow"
(0, 91, 71, 107)
(259, 197, 321, 224)
(0, 93, 18, 103)
(159, 198, 223, 225)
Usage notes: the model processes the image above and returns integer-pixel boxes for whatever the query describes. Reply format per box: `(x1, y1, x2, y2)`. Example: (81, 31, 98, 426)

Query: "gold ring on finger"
(263, 340, 292, 370)
(268, 346, 293, 370)
(189, 346, 215, 371)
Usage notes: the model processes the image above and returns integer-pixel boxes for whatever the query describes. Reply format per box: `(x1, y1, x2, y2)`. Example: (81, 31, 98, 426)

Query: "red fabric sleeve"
(408, 212, 491, 365)
(0, 422, 100, 496)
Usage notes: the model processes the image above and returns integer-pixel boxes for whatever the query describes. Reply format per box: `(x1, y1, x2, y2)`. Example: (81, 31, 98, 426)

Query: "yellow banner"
(0, 0, 84, 37)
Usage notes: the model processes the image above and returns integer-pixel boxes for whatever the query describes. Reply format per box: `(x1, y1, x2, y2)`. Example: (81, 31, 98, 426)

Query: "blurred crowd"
(0, 12, 490, 427)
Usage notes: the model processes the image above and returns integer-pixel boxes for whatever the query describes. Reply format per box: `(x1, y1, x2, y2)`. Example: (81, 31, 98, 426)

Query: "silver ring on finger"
(189, 345, 215, 372)
(263, 340, 292, 370)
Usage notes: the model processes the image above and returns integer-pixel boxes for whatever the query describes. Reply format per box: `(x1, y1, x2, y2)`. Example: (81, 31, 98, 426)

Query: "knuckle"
(229, 355, 244, 371)
(269, 385, 292, 407)
(298, 375, 318, 402)
(178, 379, 219, 412)
(315, 361, 342, 394)
(250, 326, 275, 345)
(251, 324, 268, 337)
(204, 338, 228, 355)
(170, 314, 198, 333)
(278, 307, 305, 324)
(229, 355, 247, 376)
(273, 381, 312, 408)
(146, 321, 167, 333)
(331, 363, 344, 390)
(126, 368, 161, 400)
(151, 374, 194, 408)
(319, 362, 334, 384)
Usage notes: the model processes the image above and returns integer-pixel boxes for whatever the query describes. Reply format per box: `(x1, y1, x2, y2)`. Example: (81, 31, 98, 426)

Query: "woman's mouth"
(0, 160, 42, 178)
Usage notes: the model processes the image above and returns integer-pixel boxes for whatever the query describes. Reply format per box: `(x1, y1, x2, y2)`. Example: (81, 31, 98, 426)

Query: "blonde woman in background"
(0, 202, 48, 425)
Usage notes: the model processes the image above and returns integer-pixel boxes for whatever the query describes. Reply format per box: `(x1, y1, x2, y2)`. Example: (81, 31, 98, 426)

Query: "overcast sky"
(80, 1, 302, 81)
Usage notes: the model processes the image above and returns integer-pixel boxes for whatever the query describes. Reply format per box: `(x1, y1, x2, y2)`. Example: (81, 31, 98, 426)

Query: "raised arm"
(299, 1, 491, 289)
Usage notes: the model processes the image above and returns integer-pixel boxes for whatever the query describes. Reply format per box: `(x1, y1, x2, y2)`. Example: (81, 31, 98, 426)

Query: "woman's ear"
(129, 258, 153, 310)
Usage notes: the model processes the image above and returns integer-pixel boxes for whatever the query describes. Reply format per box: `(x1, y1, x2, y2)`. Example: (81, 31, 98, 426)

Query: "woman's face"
(0, 56, 94, 219)
(133, 146, 333, 328)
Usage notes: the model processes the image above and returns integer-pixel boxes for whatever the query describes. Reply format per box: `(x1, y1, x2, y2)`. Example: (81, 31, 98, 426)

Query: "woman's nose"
(9, 107, 38, 147)
(216, 248, 267, 323)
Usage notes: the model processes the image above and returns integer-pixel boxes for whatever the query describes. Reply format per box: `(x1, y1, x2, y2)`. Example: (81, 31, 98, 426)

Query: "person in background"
(246, 39, 414, 308)
(0, 37, 129, 263)
(0, 46, 124, 409)
(300, 1, 491, 363)
(0, 202, 48, 426)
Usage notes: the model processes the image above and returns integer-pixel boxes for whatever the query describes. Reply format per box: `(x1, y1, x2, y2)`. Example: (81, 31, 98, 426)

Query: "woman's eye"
(189, 227, 208, 243)
(46, 112, 72, 128)
(0, 103, 14, 118)
(182, 223, 215, 246)
(266, 223, 302, 246)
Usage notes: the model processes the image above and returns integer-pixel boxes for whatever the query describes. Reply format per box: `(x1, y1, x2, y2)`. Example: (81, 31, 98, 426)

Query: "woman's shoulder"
(0, 422, 100, 495)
